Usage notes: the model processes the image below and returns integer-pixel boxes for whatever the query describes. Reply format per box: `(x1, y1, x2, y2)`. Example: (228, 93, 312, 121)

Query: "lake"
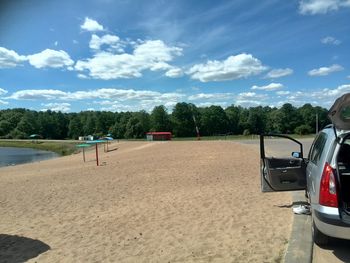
(0, 147, 59, 168)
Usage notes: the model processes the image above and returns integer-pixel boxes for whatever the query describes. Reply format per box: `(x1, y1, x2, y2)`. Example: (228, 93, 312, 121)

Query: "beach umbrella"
(86, 140, 106, 166)
(76, 143, 91, 162)
(101, 137, 113, 152)
(29, 134, 41, 139)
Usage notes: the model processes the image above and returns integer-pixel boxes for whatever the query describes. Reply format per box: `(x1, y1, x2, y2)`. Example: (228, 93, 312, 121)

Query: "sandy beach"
(0, 141, 293, 262)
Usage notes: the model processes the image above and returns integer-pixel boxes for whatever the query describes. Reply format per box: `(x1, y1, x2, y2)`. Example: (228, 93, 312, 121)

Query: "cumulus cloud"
(165, 67, 183, 78)
(41, 102, 70, 112)
(27, 49, 74, 69)
(89, 34, 124, 52)
(264, 68, 293, 79)
(188, 93, 234, 101)
(0, 47, 26, 68)
(0, 88, 8, 96)
(9, 89, 67, 100)
(75, 40, 183, 80)
(0, 100, 9, 105)
(308, 64, 344, 76)
(321, 36, 341, 45)
(251, 83, 284, 91)
(299, 0, 350, 15)
(275, 84, 350, 107)
(276, 91, 291, 95)
(81, 17, 104, 32)
(9, 88, 185, 102)
(187, 53, 267, 82)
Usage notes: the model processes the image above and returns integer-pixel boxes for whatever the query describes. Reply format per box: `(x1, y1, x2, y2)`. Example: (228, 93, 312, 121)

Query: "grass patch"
(0, 140, 80, 156)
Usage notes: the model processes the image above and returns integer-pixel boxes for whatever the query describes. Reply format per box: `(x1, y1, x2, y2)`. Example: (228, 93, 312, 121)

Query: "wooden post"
(83, 147, 86, 162)
(95, 143, 99, 166)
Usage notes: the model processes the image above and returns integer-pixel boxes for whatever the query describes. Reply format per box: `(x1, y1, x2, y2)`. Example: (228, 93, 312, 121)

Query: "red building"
(146, 132, 172, 141)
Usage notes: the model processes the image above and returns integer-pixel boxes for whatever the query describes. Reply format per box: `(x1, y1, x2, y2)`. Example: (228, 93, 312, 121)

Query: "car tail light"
(319, 163, 338, 207)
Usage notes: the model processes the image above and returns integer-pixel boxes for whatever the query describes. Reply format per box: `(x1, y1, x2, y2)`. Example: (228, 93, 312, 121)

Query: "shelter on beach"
(146, 132, 172, 141)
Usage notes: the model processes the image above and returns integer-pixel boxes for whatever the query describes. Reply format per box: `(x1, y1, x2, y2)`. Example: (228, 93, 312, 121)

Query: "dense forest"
(0, 102, 330, 139)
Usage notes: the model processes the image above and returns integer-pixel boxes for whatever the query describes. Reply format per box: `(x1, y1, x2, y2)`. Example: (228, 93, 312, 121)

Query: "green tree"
(247, 107, 266, 134)
(16, 111, 37, 136)
(124, 111, 150, 138)
(225, 105, 241, 134)
(68, 115, 83, 139)
(171, 102, 197, 137)
(200, 105, 228, 135)
(150, 105, 171, 132)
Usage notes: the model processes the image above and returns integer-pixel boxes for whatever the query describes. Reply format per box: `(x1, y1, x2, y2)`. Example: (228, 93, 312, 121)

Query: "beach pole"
(95, 143, 99, 166)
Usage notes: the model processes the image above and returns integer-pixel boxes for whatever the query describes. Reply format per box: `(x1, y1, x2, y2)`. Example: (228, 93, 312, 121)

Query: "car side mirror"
(292, 152, 301, 158)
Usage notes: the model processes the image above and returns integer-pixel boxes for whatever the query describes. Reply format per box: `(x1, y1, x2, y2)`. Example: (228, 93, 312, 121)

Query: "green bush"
(294, 125, 312, 135)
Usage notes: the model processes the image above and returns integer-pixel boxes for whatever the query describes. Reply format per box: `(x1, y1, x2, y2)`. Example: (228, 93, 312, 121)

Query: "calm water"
(0, 147, 59, 168)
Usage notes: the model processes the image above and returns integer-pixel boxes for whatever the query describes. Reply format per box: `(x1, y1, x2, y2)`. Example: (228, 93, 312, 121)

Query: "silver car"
(260, 93, 350, 245)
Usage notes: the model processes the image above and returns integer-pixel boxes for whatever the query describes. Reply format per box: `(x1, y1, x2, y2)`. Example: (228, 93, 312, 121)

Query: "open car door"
(260, 134, 307, 192)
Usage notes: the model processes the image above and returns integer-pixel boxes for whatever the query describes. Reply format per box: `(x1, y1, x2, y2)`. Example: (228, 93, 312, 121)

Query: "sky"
(0, 0, 350, 113)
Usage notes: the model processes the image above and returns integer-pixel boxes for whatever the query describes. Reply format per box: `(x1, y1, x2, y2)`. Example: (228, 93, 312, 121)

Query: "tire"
(312, 220, 329, 246)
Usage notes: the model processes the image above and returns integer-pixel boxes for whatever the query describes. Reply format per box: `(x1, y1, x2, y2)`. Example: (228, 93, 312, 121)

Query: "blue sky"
(0, 0, 350, 112)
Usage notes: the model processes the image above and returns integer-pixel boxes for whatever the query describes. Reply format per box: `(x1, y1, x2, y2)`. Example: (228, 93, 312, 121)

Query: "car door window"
(309, 133, 327, 165)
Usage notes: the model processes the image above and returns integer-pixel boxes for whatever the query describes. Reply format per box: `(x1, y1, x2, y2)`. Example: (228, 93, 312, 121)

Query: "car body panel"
(260, 134, 306, 192)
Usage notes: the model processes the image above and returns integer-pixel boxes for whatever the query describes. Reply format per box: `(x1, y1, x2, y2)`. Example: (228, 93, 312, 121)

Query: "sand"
(0, 141, 293, 262)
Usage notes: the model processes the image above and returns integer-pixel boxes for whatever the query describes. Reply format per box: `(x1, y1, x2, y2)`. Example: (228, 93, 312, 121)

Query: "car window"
(309, 132, 327, 165)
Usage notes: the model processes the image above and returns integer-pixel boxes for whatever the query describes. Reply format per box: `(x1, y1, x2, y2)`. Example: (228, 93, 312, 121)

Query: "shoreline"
(0, 140, 79, 156)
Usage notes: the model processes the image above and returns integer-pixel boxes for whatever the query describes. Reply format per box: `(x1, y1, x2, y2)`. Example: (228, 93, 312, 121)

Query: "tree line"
(0, 102, 330, 140)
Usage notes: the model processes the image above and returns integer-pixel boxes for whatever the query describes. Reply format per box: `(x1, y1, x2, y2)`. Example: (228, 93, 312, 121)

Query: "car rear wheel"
(312, 220, 329, 246)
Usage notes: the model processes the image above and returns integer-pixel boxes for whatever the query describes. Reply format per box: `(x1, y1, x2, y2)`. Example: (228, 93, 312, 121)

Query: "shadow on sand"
(0, 234, 50, 262)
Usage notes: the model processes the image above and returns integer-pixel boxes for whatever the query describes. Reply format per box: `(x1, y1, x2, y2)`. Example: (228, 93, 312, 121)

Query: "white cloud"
(321, 36, 341, 45)
(314, 84, 350, 98)
(187, 53, 267, 82)
(165, 67, 183, 78)
(238, 92, 257, 98)
(251, 83, 284, 91)
(308, 64, 344, 76)
(0, 88, 8, 96)
(81, 17, 104, 32)
(75, 40, 182, 80)
(9, 89, 67, 100)
(9, 88, 185, 102)
(41, 102, 70, 112)
(0, 47, 26, 68)
(188, 93, 233, 101)
(0, 100, 9, 105)
(265, 68, 293, 78)
(27, 49, 74, 69)
(89, 34, 124, 52)
(276, 91, 291, 95)
(299, 0, 350, 15)
(77, 73, 89, 79)
(275, 84, 350, 107)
